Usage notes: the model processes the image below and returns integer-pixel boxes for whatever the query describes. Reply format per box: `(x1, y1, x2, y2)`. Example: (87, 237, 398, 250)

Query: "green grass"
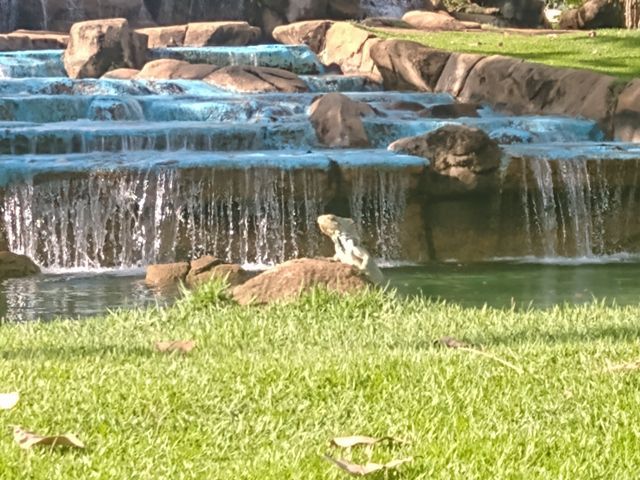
(2, 282, 640, 478)
(372, 28, 640, 80)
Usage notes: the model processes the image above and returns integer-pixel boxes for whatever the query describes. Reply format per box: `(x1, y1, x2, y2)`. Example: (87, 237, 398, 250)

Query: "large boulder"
(0, 251, 40, 281)
(402, 10, 469, 30)
(101, 68, 140, 79)
(63, 18, 147, 79)
(319, 22, 382, 81)
(459, 55, 618, 132)
(370, 39, 451, 91)
(309, 92, 377, 148)
(231, 258, 370, 305)
(614, 79, 640, 142)
(558, 0, 624, 29)
(136, 59, 218, 80)
(0, 30, 68, 51)
(183, 21, 261, 46)
(272, 20, 334, 53)
(204, 66, 309, 93)
(389, 125, 502, 192)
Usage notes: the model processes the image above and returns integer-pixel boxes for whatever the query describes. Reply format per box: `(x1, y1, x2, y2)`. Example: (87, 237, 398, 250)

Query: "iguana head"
(317, 214, 359, 239)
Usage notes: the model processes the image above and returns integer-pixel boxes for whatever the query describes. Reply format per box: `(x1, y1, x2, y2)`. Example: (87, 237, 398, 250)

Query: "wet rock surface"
(204, 65, 309, 93)
(136, 58, 218, 80)
(0, 251, 40, 281)
(310, 92, 377, 148)
(231, 258, 370, 305)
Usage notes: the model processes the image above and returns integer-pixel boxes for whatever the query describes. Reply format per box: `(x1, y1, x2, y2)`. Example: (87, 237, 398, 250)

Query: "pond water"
(2, 259, 640, 322)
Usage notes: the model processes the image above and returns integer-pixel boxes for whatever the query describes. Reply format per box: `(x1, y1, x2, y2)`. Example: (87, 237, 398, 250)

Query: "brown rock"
(319, 22, 382, 81)
(558, 0, 624, 29)
(370, 39, 450, 91)
(204, 66, 308, 93)
(145, 262, 190, 287)
(231, 258, 370, 305)
(614, 79, 640, 142)
(309, 92, 376, 148)
(137, 25, 187, 48)
(359, 18, 413, 28)
(402, 10, 468, 30)
(63, 18, 147, 79)
(434, 52, 484, 96)
(0, 251, 40, 280)
(419, 102, 480, 118)
(183, 22, 261, 47)
(389, 125, 502, 191)
(272, 20, 334, 53)
(0, 30, 68, 51)
(187, 262, 251, 288)
(136, 59, 218, 80)
(101, 68, 140, 79)
(459, 55, 618, 131)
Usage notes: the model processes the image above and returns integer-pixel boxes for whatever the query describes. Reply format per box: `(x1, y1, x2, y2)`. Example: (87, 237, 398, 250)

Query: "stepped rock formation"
(310, 92, 377, 148)
(63, 18, 147, 78)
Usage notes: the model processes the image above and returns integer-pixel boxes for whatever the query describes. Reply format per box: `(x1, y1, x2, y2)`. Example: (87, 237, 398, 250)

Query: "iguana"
(317, 214, 384, 285)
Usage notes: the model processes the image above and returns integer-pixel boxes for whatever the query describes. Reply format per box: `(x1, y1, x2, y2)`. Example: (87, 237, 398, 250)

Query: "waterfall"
(360, 0, 427, 18)
(516, 158, 634, 258)
(0, 0, 18, 33)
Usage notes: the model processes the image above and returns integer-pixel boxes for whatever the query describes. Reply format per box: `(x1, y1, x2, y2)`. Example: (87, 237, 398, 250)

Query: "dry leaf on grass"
(330, 436, 405, 449)
(13, 426, 85, 449)
(0, 392, 19, 410)
(436, 336, 472, 349)
(324, 455, 413, 476)
(604, 359, 640, 372)
(154, 340, 196, 354)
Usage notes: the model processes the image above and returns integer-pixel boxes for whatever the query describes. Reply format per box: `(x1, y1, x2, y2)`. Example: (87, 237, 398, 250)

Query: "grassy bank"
(2, 283, 640, 478)
(373, 28, 640, 80)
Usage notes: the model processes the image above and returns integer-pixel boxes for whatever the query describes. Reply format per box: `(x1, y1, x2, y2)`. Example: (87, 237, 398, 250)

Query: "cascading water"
(0, 0, 18, 32)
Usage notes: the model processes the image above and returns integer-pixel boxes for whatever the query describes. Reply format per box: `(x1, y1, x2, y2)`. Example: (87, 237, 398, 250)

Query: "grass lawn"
(372, 28, 640, 80)
(2, 282, 640, 478)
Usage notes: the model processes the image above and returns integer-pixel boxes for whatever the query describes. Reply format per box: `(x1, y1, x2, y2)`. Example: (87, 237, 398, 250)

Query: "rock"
(614, 79, 640, 142)
(145, 262, 190, 287)
(183, 21, 261, 46)
(87, 97, 143, 121)
(204, 65, 308, 93)
(272, 20, 334, 53)
(402, 10, 469, 30)
(383, 101, 428, 111)
(459, 55, 619, 132)
(559, 0, 624, 29)
(186, 256, 250, 287)
(231, 258, 370, 305)
(370, 39, 450, 91)
(0, 30, 68, 51)
(319, 22, 382, 81)
(136, 59, 218, 80)
(0, 251, 40, 280)
(419, 102, 480, 118)
(310, 93, 377, 148)
(389, 125, 502, 191)
(63, 18, 148, 79)
(472, 0, 546, 27)
(434, 52, 484, 97)
(137, 25, 188, 48)
(101, 68, 140, 79)
(359, 17, 413, 28)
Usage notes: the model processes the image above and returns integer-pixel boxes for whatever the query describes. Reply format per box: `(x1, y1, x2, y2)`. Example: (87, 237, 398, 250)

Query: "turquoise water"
(2, 260, 640, 322)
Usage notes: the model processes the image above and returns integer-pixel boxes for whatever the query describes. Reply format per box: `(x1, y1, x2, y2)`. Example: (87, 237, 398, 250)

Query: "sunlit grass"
(2, 283, 640, 478)
(371, 28, 640, 80)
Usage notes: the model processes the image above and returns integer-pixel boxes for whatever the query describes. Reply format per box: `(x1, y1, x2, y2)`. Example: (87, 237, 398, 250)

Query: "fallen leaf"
(154, 340, 196, 354)
(324, 455, 413, 476)
(13, 426, 85, 449)
(436, 336, 472, 349)
(605, 359, 640, 372)
(330, 435, 404, 449)
(0, 392, 19, 410)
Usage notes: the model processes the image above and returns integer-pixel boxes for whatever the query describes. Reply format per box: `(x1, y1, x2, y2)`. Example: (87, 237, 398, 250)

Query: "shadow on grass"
(0, 344, 155, 361)
(479, 324, 640, 346)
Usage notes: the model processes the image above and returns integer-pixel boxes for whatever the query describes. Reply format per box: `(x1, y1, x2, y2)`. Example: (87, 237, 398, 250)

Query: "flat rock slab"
(204, 65, 308, 93)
